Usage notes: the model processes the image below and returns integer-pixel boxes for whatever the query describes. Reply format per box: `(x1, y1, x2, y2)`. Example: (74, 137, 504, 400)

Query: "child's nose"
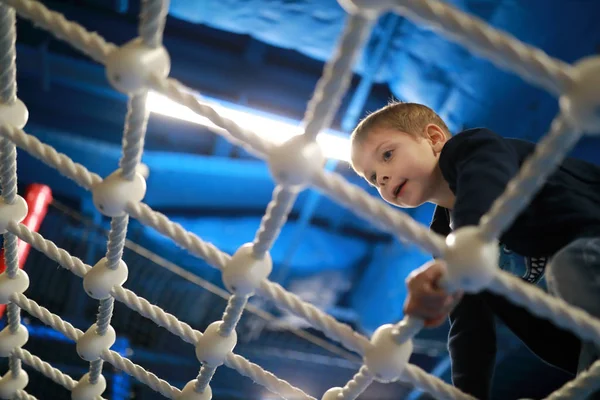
(378, 175, 389, 186)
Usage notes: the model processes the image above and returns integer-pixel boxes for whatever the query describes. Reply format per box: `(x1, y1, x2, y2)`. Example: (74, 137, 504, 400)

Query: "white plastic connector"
(177, 380, 212, 400)
(0, 269, 29, 304)
(336, 0, 393, 17)
(76, 324, 116, 362)
(83, 258, 128, 300)
(0, 98, 29, 129)
(0, 325, 29, 357)
(560, 56, 600, 134)
(0, 195, 28, 234)
(0, 369, 28, 399)
(268, 135, 325, 190)
(321, 387, 343, 400)
(443, 226, 499, 293)
(105, 37, 171, 94)
(221, 243, 272, 296)
(92, 169, 146, 217)
(195, 321, 237, 367)
(71, 373, 106, 400)
(363, 324, 413, 383)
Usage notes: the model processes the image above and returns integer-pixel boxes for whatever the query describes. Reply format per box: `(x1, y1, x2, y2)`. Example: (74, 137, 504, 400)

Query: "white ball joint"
(221, 243, 272, 296)
(0, 98, 29, 129)
(321, 387, 343, 400)
(336, 0, 394, 18)
(105, 37, 171, 94)
(560, 56, 600, 134)
(0, 324, 29, 357)
(71, 373, 106, 400)
(177, 380, 212, 400)
(0, 369, 28, 399)
(0, 195, 28, 235)
(0, 269, 29, 304)
(92, 169, 146, 217)
(76, 324, 116, 362)
(363, 324, 413, 383)
(83, 258, 128, 300)
(443, 226, 499, 293)
(268, 135, 325, 190)
(195, 321, 237, 367)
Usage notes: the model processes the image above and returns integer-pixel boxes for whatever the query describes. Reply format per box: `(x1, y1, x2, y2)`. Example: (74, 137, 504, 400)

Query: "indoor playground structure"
(0, 0, 599, 399)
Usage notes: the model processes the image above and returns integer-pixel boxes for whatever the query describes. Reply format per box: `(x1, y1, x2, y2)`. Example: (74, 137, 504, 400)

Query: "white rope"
(391, 0, 574, 96)
(252, 185, 297, 257)
(258, 279, 370, 355)
(301, 14, 373, 141)
(148, 74, 273, 158)
(311, 169, 446, 257)
(12, 348, 77, 391)
(110, 285, 201, 344)
(544, 359, 600, 400)
(100, 349, 180, 399)
(125, 201, 231, 270)
(0, 1, 598, 400)
(480, 115, 581, 241)
(14, 390, 37, 400)
(489, 271, 600, 349)
(10, 293, 84, 341)
(0, 2, 24, 381)
(338, 366, 374, 399)
(8, 221, 91, 277)
(0, 124, 103, 190)
(401, 364, 476, 400)
(12, 293, 181, 398)
(223, 352, 316, 400)
(1, 0, 117, 64)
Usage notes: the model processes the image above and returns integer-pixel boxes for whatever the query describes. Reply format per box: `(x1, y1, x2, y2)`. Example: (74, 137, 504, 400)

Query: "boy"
(349, 101, 600, 399)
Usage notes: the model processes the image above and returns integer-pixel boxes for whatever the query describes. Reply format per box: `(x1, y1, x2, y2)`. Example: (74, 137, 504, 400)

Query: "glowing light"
(146, 92, 351, 162)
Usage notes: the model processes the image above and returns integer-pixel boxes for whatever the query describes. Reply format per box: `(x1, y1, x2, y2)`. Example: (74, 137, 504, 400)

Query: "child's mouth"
(394, 181, 406, 198)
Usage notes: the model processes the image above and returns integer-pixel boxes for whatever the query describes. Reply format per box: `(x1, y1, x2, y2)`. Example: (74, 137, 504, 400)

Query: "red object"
(0, 184, 53, 318)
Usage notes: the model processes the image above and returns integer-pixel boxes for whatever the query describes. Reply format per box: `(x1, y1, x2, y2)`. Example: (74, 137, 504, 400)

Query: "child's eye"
(383, 150, 393, 161)
(369, 173, 376, 184)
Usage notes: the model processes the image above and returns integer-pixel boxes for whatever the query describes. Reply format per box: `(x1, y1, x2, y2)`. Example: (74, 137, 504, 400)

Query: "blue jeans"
(546, 237, 600, 391)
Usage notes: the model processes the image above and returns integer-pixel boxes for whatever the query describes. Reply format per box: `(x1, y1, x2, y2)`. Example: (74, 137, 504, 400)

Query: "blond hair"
(349, 101, 451, 171)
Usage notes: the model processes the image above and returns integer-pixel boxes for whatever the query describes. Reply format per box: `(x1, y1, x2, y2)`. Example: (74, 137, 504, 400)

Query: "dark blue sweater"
(429, 128, 600, 399)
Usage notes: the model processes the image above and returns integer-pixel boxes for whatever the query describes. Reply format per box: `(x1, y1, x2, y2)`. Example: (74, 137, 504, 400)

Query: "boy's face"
(351, 125, 446, 208)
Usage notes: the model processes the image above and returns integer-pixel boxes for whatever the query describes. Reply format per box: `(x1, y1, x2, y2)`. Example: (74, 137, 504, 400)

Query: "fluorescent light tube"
(146, 91, 351, 162)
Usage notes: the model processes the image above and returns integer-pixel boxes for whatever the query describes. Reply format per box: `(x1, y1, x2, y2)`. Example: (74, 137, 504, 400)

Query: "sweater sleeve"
(436, 129, 518, 399)
(440, 128, 521, 229)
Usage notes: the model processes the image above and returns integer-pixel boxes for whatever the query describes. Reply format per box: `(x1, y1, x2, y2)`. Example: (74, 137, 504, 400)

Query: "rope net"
(0, 0, 598, 399)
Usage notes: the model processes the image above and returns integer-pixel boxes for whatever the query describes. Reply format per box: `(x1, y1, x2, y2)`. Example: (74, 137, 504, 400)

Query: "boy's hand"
(403, 260, 463, 328)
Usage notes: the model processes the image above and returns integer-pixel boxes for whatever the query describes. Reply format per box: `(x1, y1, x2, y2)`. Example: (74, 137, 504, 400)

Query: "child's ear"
(425, 124, 446, 153)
